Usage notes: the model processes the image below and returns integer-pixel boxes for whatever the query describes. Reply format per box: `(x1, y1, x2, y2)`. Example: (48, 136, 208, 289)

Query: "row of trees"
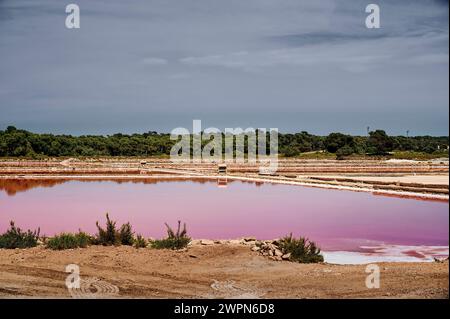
(272, 130, 447, 158)
(0, 126, 448, 158)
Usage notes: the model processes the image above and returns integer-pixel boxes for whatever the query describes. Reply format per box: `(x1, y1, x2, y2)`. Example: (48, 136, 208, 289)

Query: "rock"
(282, 253, 291, 260)
(274, 249, 283, 257)
(200, 239, 214, 245)
(251, 246, 260, 252)
(244, 240, 256, 246)
(228, 239, 241, 245)
(242, 237, 256, 242)
(433, 257, 448, 263)
(188, 239, 201, 246)
(274, 256, 282, 261)
(268, 250, 274, 257)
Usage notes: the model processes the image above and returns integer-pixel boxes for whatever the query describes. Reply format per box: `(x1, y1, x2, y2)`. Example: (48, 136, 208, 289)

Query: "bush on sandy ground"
(134, 234, 147, 248)
(278, 233, 324, 263)
(151, 221, 191, 250)
(95, 213, 121, 246)
(0, 221, 40, 249)
(119, 222, 134, 246)
(95, 214, 138, 246)
(46, 231, 92, 250)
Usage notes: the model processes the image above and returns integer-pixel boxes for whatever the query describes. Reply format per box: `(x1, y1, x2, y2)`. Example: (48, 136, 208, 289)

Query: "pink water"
(0, 178, 448, 261)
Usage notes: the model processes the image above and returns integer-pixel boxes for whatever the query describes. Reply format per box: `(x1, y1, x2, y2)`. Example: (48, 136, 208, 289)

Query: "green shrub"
(278, 233, 324, 263)
(336, 145, 354, 160)
(134, 234, 147, 248)
(151, 221, 191, 250)
(46, 231, 92, 250)
(95, 213, 120, 246)
(119, 222, 134, 246)
(0, 221, 40, 249)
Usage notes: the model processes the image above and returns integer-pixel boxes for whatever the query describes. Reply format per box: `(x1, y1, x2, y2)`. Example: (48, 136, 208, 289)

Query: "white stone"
(282, 253, 291, 260)
(200, 239, 214, 245)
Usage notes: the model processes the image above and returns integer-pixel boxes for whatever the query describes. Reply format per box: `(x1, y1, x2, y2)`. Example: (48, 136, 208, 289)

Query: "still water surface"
(0, 178, 448, 263)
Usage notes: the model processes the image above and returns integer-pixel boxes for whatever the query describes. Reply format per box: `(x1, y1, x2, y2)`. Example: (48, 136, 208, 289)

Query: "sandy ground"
(0, 245, 447, 299)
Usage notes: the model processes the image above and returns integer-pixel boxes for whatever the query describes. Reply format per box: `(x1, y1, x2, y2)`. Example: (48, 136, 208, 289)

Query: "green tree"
(367, 130, 394, 155)
(336, 145, 354, 160)
(324, 133, 355, 153)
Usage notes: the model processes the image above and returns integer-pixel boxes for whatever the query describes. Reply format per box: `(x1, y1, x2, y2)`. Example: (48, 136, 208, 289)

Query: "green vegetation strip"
(0, 215, 324, 263)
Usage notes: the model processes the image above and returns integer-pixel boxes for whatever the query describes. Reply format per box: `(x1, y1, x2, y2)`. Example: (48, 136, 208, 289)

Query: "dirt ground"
(309, 174, 449, 186)
(0, 245, 447, 299)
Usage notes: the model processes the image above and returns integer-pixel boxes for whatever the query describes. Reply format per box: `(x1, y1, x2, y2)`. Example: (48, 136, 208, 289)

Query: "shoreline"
(1, 238, 448, 265)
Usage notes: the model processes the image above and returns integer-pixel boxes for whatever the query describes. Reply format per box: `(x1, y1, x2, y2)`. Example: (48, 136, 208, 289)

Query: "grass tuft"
(95, 213, 121, 246)
(119, 222, 134, 246)
(0, 221, 40, 249)
(46, 231, 92, 250)
(134, 234, 147, 248)
(151, 221, 191, 250)
(278, 233, 324, 263)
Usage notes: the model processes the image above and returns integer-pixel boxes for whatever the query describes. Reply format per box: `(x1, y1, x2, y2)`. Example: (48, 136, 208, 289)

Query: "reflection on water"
(0, 178, 264, 196)
(0, 179, 68, 196)
(0, 178, 448, 262)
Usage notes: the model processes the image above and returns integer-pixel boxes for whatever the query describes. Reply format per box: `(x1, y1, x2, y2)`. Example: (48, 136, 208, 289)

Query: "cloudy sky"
(0, 0, 448, 135)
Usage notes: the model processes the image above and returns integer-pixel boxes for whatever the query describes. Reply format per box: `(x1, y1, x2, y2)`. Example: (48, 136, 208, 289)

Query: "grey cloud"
(0, 0, 448, 135)
(142, 57, 168, 65)
(180, 32, 447, 72)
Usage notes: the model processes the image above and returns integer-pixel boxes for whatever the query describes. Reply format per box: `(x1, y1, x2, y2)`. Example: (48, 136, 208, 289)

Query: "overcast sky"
(0, 0, 448, 135)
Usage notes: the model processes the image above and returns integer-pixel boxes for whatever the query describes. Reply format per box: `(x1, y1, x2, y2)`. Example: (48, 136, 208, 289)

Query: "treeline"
(0, 126, 448, 158)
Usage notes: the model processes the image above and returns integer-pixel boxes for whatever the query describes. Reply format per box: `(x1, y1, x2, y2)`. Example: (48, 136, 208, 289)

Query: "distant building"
(218, 164, 227, 174)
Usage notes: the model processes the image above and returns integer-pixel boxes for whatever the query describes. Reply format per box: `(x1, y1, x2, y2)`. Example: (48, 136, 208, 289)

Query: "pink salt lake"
(0, 179, 448, 264)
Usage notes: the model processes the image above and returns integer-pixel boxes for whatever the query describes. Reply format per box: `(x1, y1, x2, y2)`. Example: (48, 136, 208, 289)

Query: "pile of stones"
(247, 239, 291, 261)
(189, 237, 292, 261)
